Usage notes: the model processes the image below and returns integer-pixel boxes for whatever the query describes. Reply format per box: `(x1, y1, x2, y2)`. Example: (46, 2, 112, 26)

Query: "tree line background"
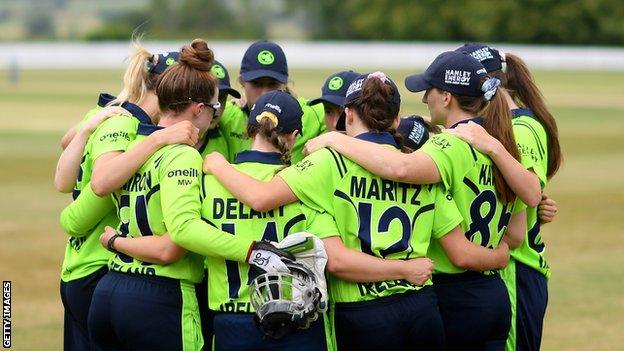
(2, 0, 623, 45)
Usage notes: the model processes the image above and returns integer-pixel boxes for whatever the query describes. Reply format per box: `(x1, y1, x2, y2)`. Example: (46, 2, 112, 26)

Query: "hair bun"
(179, 38, 214, 71)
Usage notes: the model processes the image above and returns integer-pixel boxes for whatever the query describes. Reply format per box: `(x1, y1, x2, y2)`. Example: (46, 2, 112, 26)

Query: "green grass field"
(0, 67, 623, 350)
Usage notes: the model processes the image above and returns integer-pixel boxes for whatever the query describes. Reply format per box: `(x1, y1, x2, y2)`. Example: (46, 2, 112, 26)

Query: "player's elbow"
(248, 193, 275, 213)
(54, 177, 74, 193)
(158, 247, 185, 264)
(448, 254, 471, 271)
(91, 176, 112, 197)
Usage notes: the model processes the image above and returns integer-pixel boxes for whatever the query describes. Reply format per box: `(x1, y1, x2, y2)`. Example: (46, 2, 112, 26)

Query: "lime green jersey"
(420, 119, 516, 275)
(109, 125, 255, 282)
(74, 93, 117, 133)
(510, 109, 550, 278)
(279, 132, 463, 303)
(219, 97, 326, 163)
(58, 93, 121, 282)
(199, 127, 230, 160)
(202, 150, 339, 312)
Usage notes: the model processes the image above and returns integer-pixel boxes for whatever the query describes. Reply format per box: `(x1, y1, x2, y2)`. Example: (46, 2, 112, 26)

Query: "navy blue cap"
(309, 70, 361, 107)
(211, 60, 241, 98)
(336, 72, 401, 131)
(397, 115, 430, 151)
(405, 51, 488, 97)
(248, 91, 302, 134)
(455, 43, 503, 73)
(240, 40, 288, 84)
(146, 52, 180, 74)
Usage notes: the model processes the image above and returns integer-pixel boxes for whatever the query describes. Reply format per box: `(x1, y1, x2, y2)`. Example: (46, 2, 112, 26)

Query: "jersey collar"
(197, 128, 221, 155)
(449, 116, 484, 129)
(234, 150, 284, 165)
(355, 131, 398, 148)
(121, 101, 152, 125)
(137, 123, 163, 136)
(512, 108, 536, 119)
(97, 93, 116, 107)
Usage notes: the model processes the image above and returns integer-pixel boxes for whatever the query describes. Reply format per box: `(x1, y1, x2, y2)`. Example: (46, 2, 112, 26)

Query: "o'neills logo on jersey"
(99, 131, 131, 142)
(444, 70, 471, 86)
(167, 168, 199, 186)
(469, 47, 494, 62)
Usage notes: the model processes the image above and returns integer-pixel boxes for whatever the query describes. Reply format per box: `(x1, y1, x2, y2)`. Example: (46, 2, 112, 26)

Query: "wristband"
(107, 234, 121, 253)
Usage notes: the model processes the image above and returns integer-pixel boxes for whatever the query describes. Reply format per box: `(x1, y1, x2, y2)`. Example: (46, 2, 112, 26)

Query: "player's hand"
(152, 120, 199, 147)
(233, 95, 247, 109)
(83, 106, 130, 134)
(538, 193, 558, 224)
(203, 152, 227, 174)
(401, 257, 434, 286)
(247, 241, 295, 274)
(445, 121, 499, 155)
(303, 131, 341, 155)
(99, 226, 118, 248)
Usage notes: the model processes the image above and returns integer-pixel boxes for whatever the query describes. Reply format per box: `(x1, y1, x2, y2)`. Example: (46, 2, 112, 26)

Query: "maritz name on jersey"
(350, 176, 421, 205)
(478, 164, 494, 186)
(357, 279, 415, 296)
(213, 198, 285, 220)
(122, 171, 152, 192)
(219, 301, 252, 313)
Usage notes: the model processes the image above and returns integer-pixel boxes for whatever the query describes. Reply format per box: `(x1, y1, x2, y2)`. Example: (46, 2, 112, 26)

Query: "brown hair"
(109, 37, 161, 106)
(501, 53, 562, 178)
(246, 119, 292, 165)
(347, 76, 403, 147)
(452, 77, 520, 203)
(156, 39, 217, 114)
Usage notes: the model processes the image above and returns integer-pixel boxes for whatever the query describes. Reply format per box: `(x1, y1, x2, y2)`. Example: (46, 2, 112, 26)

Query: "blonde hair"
(109, 36, 157, 106)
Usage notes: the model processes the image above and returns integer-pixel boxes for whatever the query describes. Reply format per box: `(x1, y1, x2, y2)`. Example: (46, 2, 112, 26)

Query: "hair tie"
(368, 71, 388, 82)
(256, 111, 279, 127)
(500, 52, 506, 63)
(482, 77, 501, 101)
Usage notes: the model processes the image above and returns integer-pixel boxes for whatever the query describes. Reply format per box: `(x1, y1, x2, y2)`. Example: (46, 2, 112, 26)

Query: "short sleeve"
(513, 122, 547, 187)
(302, 206, 339, 239)
(419, 133, 471, 191)
(431, 185, 464, 239)
(278, 148, 338, 214)
(91, 115, 138, 161)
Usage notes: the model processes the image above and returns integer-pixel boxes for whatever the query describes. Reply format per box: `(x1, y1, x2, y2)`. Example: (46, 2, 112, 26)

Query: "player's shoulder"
(159, 144, 202, 167)
(425, 132, 471, 154)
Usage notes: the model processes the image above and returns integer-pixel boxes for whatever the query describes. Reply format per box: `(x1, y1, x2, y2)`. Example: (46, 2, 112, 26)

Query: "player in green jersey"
(450, 44, 563, 351)
(302, 53, 533, 350)
(219, 40, 325, 164)
(87, 39, 294, 351)
(308, 70, 361, 132)
(55, 39, 192, 351)
(204, 72, 513, 350)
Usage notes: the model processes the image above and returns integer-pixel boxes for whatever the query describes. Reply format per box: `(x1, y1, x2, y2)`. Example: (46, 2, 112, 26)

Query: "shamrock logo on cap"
(211, 64, 226, 79)
(257, 50, 275, 65)
(328, 77, 344, 91)
(166, 57, 176, 66)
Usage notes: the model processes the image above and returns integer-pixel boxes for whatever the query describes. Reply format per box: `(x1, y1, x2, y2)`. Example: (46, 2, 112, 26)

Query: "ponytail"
(109, 37, 154, 106)
(453, 79, 519, 204)
(504, 53, 562, 178)
(246, 119, 292, 165)
(482, 88, 520, 204)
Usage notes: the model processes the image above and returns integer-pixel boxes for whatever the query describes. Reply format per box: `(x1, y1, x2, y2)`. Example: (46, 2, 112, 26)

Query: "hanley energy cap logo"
(328, 76, 344, 91)
(469, 47, 494, 62)
(444, 70, 471, 86)
(211, 64, 226, 79)
(257, 50, 275, 65)
(345, 78, 364, 98)
(409, 121, 426, 144)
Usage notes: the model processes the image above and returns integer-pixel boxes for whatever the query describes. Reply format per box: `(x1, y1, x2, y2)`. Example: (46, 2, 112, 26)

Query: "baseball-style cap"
(211, 60, 241, 98)
(248, 91, 303, 134)
(404, 51, 488, 97)
(240, 40, 288, 84)
(455, 43, 503, 73)
(147, 51, 180, 74)
(397, 115, 430, 151)
(336, 72, 401, 131)
(308, 70, 361, 107)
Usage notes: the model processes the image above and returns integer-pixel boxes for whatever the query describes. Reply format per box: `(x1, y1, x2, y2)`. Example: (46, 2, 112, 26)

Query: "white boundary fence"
(2, 41, 624, 70)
